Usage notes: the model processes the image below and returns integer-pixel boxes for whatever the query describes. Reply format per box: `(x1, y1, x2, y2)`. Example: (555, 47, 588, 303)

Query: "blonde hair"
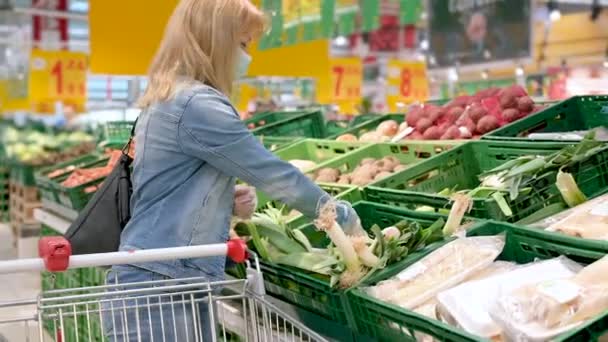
(138, 0, 265, 108)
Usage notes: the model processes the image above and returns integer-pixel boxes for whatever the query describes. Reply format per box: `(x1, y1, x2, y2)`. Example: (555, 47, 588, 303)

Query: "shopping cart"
(0, 236, 330, 342)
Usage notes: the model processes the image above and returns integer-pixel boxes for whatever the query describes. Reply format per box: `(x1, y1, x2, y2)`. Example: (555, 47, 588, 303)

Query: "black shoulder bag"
(64, 120, 137, 255)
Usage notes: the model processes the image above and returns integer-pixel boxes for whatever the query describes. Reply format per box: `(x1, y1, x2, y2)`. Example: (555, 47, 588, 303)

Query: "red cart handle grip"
(226, 238, 248, 263)
(38, 237, 72, 272)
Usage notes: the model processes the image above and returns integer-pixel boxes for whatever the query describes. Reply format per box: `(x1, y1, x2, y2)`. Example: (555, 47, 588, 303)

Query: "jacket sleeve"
(177, 89, 328, 219)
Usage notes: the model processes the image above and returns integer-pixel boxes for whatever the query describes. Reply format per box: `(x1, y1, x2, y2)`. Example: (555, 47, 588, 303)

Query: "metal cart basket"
(0, 237, 329, 342)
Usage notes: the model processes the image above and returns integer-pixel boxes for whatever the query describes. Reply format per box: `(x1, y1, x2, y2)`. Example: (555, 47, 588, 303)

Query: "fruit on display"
(307, 156, 404, 186)
(1, 127, 95, 166)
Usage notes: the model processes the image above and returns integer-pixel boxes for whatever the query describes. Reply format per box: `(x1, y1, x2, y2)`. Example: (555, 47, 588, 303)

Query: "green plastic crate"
(348, 221, 608, 342)
(306, 141, 457, 186)
(259, 201, 451, 328)
(365, 140, 608, 223)
(327, 114, 404, 139)
(9, 160, 38, 186)
(274, 139, 369, 165)
(252, 110, 327, 138)
(484, 95, 608, 142)
(98, 121, 134, 148)
(34, 154, 101, 203)
(258, 136, 303, 151)
(52, 156, 111, 211)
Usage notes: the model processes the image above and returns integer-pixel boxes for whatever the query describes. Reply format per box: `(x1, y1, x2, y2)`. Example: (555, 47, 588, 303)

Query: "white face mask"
(236, 48, 252, 79)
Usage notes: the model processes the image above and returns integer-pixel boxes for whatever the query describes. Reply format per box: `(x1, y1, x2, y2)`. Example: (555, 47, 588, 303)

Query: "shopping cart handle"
(38, 236, 71, 272)
(0, 237, 250, 274)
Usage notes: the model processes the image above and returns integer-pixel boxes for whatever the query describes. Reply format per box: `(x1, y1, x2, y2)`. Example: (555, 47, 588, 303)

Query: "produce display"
(60, 149, 122, 192)
(5, 92, 608, 342)
(234, 191, 474, 289)
(1, 127, 95, 166)
(335, 85, 545, 143)
(307, 156, 406, 186)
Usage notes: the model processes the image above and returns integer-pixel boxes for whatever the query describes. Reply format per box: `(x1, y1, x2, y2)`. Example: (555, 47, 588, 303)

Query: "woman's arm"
(177, 89, 327, 219)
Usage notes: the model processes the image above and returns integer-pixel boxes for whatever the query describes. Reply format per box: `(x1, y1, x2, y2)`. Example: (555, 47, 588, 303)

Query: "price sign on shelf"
(330, 57, 362, 101)
(28, 49, 88, 113)
(386, 59, 429, 111)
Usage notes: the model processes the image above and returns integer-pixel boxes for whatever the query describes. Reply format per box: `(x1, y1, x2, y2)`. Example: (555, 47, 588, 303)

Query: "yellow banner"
(28, 50, 88, 113)
(386, 60, 429, 111)
(329, 57, 362, 114)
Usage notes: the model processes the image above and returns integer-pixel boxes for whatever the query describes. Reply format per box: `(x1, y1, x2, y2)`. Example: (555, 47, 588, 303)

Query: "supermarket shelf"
(33, 208, 71, 235)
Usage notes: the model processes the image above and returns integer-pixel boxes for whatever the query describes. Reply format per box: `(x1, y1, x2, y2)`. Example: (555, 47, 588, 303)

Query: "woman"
(102, 0, 361, 340)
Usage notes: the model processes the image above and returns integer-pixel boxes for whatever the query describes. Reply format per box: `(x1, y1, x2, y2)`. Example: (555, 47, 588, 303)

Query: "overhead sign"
(428, 0, 532, 68)
(386, 60, 429, 110)
(28, 49, 88, 113)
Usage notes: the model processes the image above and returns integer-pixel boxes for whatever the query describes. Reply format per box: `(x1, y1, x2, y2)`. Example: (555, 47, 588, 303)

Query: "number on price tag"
(386, 60, 429, 111)
(28, 49, 88, 113)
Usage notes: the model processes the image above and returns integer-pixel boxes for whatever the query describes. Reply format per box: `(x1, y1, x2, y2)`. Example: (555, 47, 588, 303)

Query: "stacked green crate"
(348, 221, 608, 341)
(366, 140, 608, 223)
(484, 95, 608, 142)
(256, 201, 454, 332)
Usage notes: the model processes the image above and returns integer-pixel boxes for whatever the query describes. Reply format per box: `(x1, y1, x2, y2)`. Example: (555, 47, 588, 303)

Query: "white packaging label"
(396, 262, 427, 281)
(537, 280, 581, 304)
(590, 201, 608, 217)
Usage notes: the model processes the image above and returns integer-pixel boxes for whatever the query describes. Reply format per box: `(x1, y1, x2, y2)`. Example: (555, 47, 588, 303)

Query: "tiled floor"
(0, 223, 45, 341)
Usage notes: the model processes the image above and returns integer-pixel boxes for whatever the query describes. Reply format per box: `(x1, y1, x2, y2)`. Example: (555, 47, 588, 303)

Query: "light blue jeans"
(102, 265, 214, 342)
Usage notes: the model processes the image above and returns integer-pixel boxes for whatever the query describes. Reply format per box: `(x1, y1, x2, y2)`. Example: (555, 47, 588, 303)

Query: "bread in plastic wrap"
(437, 257, 581, 339)
(366, 235, 505, 310)
(490, 255, 608, 341)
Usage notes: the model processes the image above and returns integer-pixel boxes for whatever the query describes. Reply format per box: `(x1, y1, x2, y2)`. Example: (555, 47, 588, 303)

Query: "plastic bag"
(366, 235, 506, 310)
(490, 255, 608, 341)
(530, 194, 608, 235)
(437, 257, 581, 339)
(546, 194, 608, 239)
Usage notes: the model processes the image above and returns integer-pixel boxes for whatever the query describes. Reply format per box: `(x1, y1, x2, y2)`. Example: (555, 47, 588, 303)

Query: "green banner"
(320, 0, 336, 38)
(259, 0, 283, 50)
(361, 0, 380, 33)
(336, 0, 358, 36)
(400, 0, 422, 25)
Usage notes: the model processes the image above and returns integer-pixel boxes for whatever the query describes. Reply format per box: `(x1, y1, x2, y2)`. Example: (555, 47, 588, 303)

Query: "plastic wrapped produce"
(542, 194, 608, 239)
(366, 235, 505, 309)
(490, 255, 608, 341)
(437, 257, 581, 339)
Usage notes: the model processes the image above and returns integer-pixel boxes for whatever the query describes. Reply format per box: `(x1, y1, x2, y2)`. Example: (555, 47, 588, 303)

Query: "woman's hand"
(335, 201, 366, 236)
(233, 185, 257, 219)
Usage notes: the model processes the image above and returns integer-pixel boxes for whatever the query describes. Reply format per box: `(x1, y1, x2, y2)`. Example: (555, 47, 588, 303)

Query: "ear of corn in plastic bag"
(366, 235, 506, 310)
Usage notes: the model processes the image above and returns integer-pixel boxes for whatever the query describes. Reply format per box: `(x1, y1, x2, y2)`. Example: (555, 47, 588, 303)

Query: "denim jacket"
(120, 82, 327, 279)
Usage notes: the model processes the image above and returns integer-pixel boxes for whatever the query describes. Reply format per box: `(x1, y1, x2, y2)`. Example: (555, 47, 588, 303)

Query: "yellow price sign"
(330, 57, 362, 101)
(386, 60, 429, 111)
(329, 57, 362, 114)
(28, 49, 88, 113)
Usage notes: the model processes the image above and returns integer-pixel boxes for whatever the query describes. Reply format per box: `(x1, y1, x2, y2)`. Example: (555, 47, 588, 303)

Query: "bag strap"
(121, 118, 138, 155)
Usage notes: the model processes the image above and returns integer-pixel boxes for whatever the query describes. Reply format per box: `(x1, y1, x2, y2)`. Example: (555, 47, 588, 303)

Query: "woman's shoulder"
(176, 81, 230, 106)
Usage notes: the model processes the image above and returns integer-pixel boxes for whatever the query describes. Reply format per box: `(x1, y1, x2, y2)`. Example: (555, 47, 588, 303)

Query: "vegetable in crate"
(491, 255, 608, 341)
(366, 235, 506, 309)
(307, 156, 405, 186)
(449, 133, 606, 217)
(61, 150, 123, 188)
(236, 201, 467, 289)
